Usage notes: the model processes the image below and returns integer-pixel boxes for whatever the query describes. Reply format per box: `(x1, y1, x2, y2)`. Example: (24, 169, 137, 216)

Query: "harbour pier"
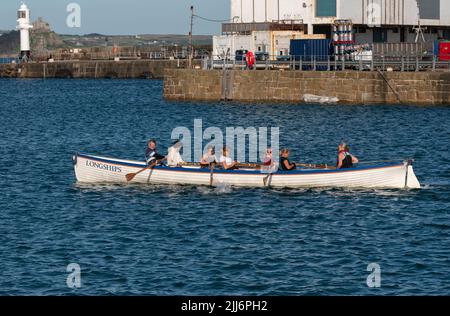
(0, 59, 199, 79)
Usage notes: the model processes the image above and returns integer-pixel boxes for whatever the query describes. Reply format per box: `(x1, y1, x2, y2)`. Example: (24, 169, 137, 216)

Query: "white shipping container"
(271, 31, 304, 58)
(214, 31, 305, 61)
(231, 0, 311, 23)
(213, 35, 254, 60)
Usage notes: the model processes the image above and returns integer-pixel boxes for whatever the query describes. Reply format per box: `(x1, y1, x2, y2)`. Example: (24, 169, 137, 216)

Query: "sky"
(0, 0, 230, 35)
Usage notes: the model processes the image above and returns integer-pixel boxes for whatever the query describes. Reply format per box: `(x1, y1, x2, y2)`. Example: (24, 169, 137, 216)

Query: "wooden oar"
(126, 161, 157, 182)
(236, 162, 333, 170)
(297, 163, 336, 170)
(183, 161, 334, 170)
(209, 162, 216, 186)
(184, 161, 258, 169)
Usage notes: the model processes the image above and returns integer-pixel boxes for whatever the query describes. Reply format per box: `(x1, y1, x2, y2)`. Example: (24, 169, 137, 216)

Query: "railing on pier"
(204, 54, 450, 72)
(31, 46, 211, 62)
(33, 51, 194, 62)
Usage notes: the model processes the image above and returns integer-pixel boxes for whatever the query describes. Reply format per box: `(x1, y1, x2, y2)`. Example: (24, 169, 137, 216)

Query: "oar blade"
(126, 173, 137, 182)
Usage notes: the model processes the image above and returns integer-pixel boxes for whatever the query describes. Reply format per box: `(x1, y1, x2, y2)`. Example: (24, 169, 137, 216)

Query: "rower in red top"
(337, 143, 359, 169)
(262, 148, 273, 166)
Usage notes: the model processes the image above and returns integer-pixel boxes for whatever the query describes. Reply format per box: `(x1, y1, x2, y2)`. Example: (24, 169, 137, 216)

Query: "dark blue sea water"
(0, 79, 449, 295)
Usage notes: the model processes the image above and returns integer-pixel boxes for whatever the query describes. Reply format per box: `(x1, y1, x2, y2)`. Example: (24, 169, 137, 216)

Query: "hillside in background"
(59, 34, 212, 48)
(0, 31, 20, 56)
(31, 17, 65, 53)
(0, 18, 65, 56)
(0, 17, 212, 56)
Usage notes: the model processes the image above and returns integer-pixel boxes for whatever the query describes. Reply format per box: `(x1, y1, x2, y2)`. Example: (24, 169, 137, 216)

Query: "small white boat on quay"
(73, 153, 421, 189)
(303, 94, 339, 104)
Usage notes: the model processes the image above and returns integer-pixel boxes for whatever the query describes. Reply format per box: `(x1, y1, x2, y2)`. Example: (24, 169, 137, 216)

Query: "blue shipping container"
(290, 39, 333, 61)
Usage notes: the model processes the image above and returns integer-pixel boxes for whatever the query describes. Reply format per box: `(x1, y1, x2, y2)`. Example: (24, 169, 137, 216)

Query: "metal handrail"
(207, 54, 450, 72)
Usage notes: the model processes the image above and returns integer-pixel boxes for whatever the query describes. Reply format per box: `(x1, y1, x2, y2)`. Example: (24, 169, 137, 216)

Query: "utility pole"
(265, 0, 268, 22)
(252, 0, 255, 23)
(189, 5, 194, 68)
(278, 0, 280, 22)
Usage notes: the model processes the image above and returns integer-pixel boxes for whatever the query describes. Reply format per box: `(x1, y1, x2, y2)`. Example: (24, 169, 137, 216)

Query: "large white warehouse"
(228, 0, 450, 43)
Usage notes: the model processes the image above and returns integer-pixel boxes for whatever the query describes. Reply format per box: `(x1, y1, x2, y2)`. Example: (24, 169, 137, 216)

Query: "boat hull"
(73, 153, 421, 189)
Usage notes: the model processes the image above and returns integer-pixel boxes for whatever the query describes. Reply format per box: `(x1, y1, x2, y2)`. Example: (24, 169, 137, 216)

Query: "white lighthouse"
(17, 3, 33, 61)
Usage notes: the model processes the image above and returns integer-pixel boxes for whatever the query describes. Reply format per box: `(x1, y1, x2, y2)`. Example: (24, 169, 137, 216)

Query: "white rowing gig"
(73, 153, 421, 189)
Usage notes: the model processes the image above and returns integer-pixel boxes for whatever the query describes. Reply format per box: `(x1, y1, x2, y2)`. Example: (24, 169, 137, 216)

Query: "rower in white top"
(219, 146, 238, 170)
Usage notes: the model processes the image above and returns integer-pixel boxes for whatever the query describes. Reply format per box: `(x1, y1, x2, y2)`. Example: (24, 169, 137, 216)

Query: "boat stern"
(406, 160, 421, 189)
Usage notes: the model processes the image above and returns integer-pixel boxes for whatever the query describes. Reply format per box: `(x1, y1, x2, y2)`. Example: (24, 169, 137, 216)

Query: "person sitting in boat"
(260, 148, 280, 173)
(167, 140, 184, 167)
(219, 146, 238, 170)
(337, 143, 359, 169)
(200, 146, 218, 168)
(279, 149, 296, 171)
(262, 148, 273, 166)
(145, 139, 166, 166)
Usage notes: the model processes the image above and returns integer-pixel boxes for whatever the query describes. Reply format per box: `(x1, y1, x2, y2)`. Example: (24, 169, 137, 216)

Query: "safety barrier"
(204, 54, 450, 72)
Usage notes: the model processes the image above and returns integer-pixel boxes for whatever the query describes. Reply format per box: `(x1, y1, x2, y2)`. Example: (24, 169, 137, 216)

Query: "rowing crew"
(145, 139, 359, 171)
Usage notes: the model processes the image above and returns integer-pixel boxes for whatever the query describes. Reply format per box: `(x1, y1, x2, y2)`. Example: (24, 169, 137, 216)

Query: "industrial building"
(213, 30, 325, 60)
(214, 0, 450, 59)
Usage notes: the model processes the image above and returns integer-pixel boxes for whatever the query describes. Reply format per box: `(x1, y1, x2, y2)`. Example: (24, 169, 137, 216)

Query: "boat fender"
(72, 154, 78, 166)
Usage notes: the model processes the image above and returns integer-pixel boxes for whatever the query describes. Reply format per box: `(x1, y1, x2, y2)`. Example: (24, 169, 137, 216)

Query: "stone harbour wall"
(164, 69, 450, 105)
(0, 64, 18, 78)
(1, 60, 197, 79)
